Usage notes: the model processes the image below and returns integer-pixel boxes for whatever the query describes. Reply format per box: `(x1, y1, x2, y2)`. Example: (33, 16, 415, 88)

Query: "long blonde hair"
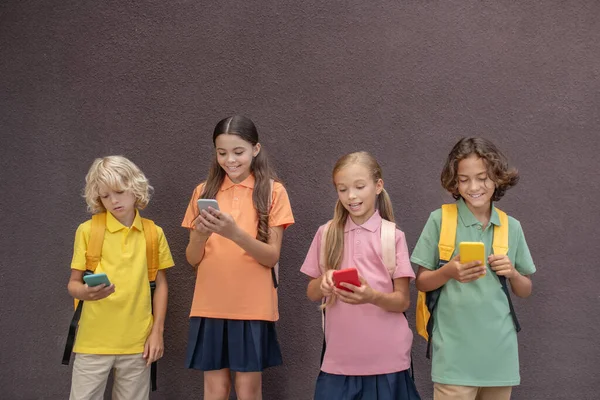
(321, 152, 394, 309)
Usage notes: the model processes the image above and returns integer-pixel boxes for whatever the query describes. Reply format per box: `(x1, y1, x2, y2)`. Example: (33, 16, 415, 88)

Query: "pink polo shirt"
(300, 210, 415, 375)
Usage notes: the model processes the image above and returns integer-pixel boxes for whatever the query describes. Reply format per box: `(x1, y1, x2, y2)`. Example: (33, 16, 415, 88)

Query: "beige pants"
(434, 383, 512, 400)
(70, 353, 150, 400)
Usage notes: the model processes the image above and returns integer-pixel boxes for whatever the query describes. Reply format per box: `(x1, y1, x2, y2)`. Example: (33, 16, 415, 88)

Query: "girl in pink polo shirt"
(301, 151, 420, 400)
(181, 115, 294, 399)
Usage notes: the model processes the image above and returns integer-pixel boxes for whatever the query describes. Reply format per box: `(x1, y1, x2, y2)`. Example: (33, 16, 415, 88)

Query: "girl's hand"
(80, 283, 115, 301)
(320, 270, 335, 297)
(489, 254, 518, 279)
(198, 208, 241, 240)
(143, 330, 164, 366)
(443, 254, 485, 283)
(190, 213, 213, 239)
(335, 276, 375, 305)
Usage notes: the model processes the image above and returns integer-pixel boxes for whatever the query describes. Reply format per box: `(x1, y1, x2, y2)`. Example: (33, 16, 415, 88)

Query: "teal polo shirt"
(411, 198, 536, 386)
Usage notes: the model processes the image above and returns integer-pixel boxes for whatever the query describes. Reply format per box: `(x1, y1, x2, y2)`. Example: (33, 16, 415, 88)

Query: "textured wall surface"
(1, 1, 599, 399)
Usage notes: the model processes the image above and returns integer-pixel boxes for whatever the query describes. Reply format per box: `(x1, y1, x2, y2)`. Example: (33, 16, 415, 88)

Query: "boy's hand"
(443, 254, 485, 283)
(335, 276, 375, 305)
(80, 283, 115, 301)
(320, 270, 335, 297)
(489, 254, 518, 279)
(143, 330, 164, 366)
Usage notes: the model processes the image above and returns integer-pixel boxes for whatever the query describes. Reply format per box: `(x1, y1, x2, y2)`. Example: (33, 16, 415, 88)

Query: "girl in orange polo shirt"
(181, 115, 294, 399)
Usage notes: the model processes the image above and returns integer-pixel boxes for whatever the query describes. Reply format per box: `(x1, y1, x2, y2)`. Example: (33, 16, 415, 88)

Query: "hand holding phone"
(459, 242, 486, 278)
(333, 268, 361, 292)
(83, 272, 112, 287)
(81, 272, 115, 301)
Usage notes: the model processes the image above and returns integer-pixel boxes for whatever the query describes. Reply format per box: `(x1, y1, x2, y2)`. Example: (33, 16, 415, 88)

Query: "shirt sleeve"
(269, 182, 295, 229)
(300, 225, 326, 279)
(181, 184, 204, 229)
(409, 209, 442, 270)
(70, 221, 91, 271)
(511, 220, 536, 275)
(156, 225, 175, 270)
(393, 229, 416, 280)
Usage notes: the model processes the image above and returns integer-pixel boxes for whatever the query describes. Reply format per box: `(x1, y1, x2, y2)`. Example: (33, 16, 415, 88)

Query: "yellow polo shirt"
(182, 174, 294, 321)
(71, 210, 174, 354)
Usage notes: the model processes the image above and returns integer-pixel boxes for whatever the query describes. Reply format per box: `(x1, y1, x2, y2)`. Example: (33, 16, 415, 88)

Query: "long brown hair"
(441, 137, 519, 201)
(324, 151, 395, 272)
(200, 115, 278, 243)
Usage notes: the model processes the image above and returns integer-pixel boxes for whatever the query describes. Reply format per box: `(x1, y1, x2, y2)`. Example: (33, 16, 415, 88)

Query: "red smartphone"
(333, 268, 360, 292)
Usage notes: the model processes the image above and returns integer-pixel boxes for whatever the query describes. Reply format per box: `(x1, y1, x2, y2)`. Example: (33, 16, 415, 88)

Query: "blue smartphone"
(83, 273, 111, 287)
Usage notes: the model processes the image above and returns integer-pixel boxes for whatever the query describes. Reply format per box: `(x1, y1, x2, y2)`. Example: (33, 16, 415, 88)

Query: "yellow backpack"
(415, 204, 520, 359)
(62, 212, 161, 390)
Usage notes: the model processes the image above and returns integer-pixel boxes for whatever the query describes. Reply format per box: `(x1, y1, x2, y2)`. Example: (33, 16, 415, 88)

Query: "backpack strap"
(268, 179, 280, 288)
(141, 217, 160, 391)
(416, 203, 458, 358)
(492, 207, 521, 333)
(380, 219, 397, 277)
(141, 218, 159, 282)
(438, 204, 458, 262)
(85, 213, 107, 272)
(63, 213, 107, 365)
(318, 221, 332, 365)
(380, 218, 414, 380)
(492, 208, 509, 257)
(319, 221, 332, 275)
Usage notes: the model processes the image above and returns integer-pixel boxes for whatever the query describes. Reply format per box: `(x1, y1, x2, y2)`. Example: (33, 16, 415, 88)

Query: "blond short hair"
(84, 156, 153, 213)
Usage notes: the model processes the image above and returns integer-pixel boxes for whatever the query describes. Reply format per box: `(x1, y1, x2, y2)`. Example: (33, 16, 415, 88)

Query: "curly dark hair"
(441, 137, 519, 201)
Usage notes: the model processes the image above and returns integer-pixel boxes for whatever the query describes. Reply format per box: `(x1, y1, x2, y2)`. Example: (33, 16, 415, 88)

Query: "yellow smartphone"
(459, 242, 486, 278)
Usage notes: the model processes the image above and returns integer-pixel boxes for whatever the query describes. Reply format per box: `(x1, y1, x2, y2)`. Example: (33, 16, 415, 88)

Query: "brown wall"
(1, 1, 599, 399)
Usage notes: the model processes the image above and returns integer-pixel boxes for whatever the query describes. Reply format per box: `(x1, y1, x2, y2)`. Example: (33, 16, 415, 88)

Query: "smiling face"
(456, 154, 495, 215)
(214, 133, 260, 184)
(333, 163, 383, 225)
(98, 184, 137, 227)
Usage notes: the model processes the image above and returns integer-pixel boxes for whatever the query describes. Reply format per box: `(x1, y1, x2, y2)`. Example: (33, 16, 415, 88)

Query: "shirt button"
(234, 197, 239, 201)
(356, 241, 361, 245)
(477, 225, 482, 230)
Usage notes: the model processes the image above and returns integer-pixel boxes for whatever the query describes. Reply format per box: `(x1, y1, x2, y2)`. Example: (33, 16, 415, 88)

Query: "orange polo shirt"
(181, 174, 294, 321)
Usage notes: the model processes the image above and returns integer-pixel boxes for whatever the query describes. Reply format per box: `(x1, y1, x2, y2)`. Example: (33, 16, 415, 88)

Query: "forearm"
(415, 265, 451, 292)
(186, 232, 208, 266)
(68, 269, 85, 299)
(370, 290, 409, 313)
(232, 229, 279, 267)
(151, 274, 168, 334)
(509, 272, 532, 298)
(68, 280, 85, 300)
(307, 277, 324, 302)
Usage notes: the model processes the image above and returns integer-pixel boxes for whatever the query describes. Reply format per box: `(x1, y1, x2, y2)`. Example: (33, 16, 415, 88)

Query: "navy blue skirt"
(314, 370, 421, 400)
(185, 317, 283, 372)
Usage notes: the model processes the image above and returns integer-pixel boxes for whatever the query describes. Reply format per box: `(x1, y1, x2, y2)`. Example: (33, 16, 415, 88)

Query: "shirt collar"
(344, 209, 382, 232)
(106, 209, 143, 232)
(457, 197, 501, 227)
(220, 174, 256, 191)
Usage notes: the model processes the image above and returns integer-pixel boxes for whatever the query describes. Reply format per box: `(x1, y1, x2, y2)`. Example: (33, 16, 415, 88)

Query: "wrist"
(368, 289, 380, 305)
(190, 231, 209, 243)
(440, 263, 454, 280)
(508, 269, 521, 280)
(151, 324, 165, 335)
(230, 226, 244, 243)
